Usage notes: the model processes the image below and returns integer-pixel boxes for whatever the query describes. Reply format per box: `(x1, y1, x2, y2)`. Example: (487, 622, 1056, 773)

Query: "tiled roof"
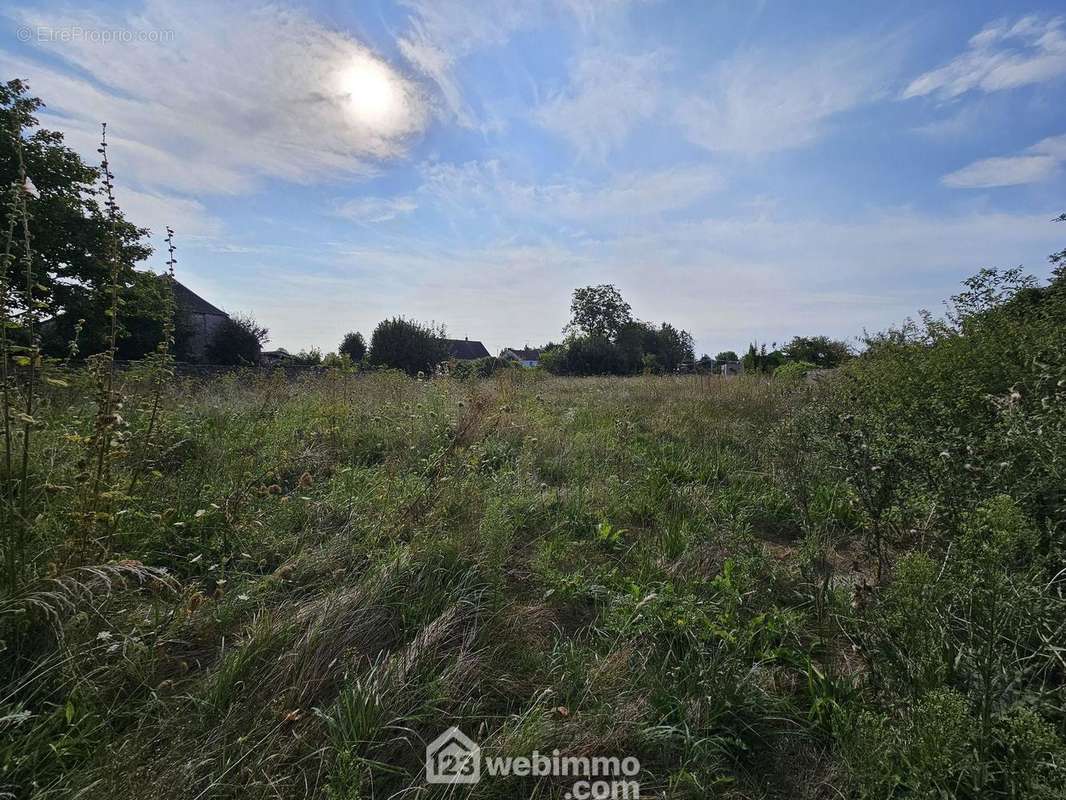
(443, 338, 491, 359)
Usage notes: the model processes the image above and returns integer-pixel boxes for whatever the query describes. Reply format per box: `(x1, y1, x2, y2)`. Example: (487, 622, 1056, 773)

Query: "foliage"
(289, 347, 323, 366)
(547, 287, 694, 375)
(782, 335, 852, 368)
(205, 314, 268, 365)
(714, 350, 739, 362)
(774, 360, 818, 381)
(742, 341, 786, 374)
(564, 284, 632, 340)
(338, 331, 366, 362)
(449, 355, 515, 380)
(0, 80, 151, 325)
(367, 316, 448, 375)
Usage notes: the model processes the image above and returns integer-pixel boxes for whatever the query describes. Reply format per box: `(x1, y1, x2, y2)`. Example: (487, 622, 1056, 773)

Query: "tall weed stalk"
(1, 115, 41, 591)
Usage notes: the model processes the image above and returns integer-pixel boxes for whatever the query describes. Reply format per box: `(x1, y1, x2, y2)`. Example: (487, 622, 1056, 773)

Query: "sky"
(2, 0, 1065, 356)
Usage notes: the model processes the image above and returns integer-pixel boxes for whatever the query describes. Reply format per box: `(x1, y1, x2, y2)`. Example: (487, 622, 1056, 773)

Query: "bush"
(205, 314, 268, 365)
(338, 331, 366, 362)
(450, 356, 514, 380)
(367, 317, 448, 376)
(774, 360, 818, 381)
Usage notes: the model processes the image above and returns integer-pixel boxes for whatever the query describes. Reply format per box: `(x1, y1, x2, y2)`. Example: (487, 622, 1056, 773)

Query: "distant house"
(172, 280, 229, 362)
(443, 337, 491, 360)
(500, 346, 541, 367)
(259, 348, 291, 367)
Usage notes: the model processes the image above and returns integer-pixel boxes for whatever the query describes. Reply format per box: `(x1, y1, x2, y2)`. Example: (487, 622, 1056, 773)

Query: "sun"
(337, 57, 402, 130)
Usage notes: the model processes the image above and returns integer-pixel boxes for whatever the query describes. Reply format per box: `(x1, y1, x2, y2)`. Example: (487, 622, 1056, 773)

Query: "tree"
(205, 314, 268, 365)
(653, 322, 694, 372)
(715, 350, 739, 362)
(1048, 212, 1064, 281)
(1, 80, 151, 331)
(782, 335, 852, 368)
(564, 284, 632, 340)
(339, 331, 366, 361)
(368, 317, 448, 375)
(743, 342, 785, 374)
(289, 348, 322, 365)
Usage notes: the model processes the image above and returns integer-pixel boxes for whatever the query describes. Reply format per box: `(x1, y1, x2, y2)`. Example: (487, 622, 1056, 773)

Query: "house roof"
(504, 347, 541, 361)
(172, 279, 227, 317)
(443, 338, 491, 360)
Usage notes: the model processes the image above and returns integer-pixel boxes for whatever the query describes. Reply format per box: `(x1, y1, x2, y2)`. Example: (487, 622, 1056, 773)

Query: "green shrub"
(774, 360, 818, 380)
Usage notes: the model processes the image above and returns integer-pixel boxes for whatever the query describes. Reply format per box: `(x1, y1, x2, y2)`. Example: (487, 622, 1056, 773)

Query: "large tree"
(0, 79, 151, 337)
(564, 284, 633, 341)
(368, 317, 448, 375)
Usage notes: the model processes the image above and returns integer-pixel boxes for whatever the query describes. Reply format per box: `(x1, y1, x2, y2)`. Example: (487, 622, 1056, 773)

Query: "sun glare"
(337, 57, 401, 130)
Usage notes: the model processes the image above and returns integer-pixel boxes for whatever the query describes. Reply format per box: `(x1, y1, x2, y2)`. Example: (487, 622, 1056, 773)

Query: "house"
(500, 346, 541, 367)
(171, 279, 230, 362)
(443, 337, 491, 360)
(39, 276, 232, 363)
(259, 348, 291, 367)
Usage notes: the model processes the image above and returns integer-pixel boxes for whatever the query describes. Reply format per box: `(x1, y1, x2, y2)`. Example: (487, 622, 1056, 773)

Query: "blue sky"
(2, 1, 1065, 355)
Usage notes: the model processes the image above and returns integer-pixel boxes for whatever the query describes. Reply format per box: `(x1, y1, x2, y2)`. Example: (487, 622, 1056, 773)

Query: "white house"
(500, 346, 541, 367)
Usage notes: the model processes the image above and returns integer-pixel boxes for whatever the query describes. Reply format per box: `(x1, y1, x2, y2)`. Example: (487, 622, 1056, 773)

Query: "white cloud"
(334, 196, 419, 223)
(417, 160, 722, 220)
(677, 36, 896, 154)
(5, 1, 429, 195)
(114, 186, 221, 239)
(535, 49, 667, 158)
(942, 133, 1066, 188)
(397, 0, 651, 130)
(397, 0, 542, 126)
(903, 15, 1066, 100)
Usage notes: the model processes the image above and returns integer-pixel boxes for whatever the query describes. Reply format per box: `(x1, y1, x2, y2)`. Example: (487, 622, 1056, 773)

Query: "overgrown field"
(3, 314, 1065, 798)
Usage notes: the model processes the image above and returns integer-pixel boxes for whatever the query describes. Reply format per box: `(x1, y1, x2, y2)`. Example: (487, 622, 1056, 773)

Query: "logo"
(426, 726, 480, 784)
(425, 726, 641, 797)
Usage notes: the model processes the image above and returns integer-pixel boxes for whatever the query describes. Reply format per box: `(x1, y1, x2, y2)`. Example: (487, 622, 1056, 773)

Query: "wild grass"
(1, 357, 1060, 798)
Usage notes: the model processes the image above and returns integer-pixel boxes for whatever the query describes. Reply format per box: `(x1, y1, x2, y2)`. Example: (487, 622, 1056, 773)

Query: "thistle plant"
(77, 123, 129, 555)
(0, 182, 19, 592)
(0, 116, 41, 592)
(128, 226, 178, 495)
